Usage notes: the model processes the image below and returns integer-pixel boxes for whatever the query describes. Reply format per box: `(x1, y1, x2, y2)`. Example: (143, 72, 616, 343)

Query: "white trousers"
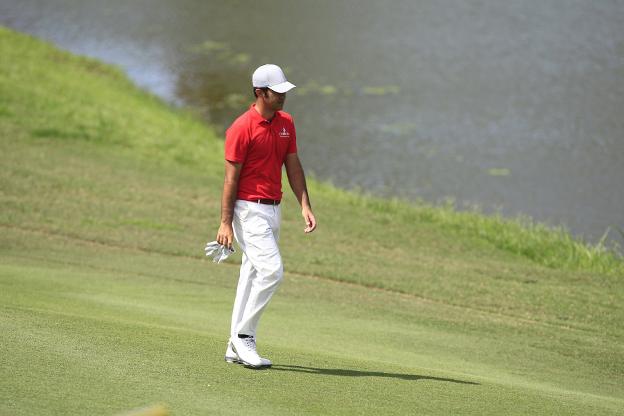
(230, 200, 283, 339)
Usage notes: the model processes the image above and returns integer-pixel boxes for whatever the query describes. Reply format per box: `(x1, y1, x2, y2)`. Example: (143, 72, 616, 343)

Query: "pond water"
(2, 0, 623, 246)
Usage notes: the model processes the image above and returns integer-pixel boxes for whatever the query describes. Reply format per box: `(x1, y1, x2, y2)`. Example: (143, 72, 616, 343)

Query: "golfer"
(216, 64, 317, 368)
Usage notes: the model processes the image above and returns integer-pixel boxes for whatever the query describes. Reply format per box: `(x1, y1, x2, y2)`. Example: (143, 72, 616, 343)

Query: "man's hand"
(302, 207, 317, 233)
(285, 153, 317, 234)
(216, 222, 234, 249)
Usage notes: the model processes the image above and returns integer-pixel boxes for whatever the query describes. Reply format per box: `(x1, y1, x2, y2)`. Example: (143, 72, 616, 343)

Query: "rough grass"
(1, 27, 623, 415)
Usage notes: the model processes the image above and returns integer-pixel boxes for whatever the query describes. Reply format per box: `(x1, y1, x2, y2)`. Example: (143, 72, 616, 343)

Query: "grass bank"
(1, 27, 623, 415)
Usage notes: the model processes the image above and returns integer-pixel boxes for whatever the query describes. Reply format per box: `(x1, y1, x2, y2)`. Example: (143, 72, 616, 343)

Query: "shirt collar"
(248, 104, 280, 125)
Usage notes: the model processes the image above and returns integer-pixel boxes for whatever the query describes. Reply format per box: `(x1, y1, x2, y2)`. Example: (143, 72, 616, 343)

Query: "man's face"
(262, 88, 286, 111)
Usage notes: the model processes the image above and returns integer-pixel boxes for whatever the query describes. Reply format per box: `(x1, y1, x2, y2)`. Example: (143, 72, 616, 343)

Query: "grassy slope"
(1, 27, 623, 415)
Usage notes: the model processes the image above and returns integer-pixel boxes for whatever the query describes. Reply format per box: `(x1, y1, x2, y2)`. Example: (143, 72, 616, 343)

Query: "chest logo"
(278, 127, 290, 138)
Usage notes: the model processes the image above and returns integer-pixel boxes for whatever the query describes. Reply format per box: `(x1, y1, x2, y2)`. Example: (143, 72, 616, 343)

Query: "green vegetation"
(1, 27, 623, 415)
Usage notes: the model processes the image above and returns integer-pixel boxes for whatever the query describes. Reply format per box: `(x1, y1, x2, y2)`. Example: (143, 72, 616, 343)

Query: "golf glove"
(205, 241, 235, 264)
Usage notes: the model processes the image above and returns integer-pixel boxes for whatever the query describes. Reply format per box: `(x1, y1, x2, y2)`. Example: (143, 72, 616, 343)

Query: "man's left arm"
(284, 153, 317, 233)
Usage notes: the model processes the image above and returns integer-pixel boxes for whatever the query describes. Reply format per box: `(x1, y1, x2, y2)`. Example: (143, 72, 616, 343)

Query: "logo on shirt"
(278, 127, 290, 138)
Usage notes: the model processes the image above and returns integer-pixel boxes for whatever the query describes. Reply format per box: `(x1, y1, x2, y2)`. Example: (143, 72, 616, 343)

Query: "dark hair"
(253, 87, 268, 98)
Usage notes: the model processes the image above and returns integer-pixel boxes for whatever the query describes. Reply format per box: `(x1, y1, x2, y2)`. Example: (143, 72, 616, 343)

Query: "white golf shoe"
(228, 338, 272, 368)
(224, 341, 240, 364)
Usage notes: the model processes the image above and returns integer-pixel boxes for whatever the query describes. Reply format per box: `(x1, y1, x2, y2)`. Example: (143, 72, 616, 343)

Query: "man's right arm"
(216, 160, 242, 249)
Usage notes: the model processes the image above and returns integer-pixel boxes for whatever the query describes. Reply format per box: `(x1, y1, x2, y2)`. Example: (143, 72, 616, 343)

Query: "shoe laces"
(241, 337, 257, 351)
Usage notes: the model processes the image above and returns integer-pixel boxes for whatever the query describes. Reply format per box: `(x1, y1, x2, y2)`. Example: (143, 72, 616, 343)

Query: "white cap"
(252, 64, 296, 93)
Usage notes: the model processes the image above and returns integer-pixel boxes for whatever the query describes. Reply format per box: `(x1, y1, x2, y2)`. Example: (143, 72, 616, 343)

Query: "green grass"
(1, 27, 623, 415)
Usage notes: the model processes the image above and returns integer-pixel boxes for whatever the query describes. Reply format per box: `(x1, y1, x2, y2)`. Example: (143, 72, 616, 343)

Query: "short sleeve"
(224, 122, 249, 163)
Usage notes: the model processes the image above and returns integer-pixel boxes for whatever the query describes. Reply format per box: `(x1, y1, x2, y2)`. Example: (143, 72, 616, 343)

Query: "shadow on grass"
(270, 365, 479, 385)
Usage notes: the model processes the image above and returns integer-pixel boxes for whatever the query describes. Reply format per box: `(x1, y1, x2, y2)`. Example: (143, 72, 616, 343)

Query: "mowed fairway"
(1, 27, 623, 415)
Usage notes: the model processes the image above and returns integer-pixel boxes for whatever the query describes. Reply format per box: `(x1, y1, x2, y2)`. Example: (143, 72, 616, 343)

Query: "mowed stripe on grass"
(1, 226, 621, 415)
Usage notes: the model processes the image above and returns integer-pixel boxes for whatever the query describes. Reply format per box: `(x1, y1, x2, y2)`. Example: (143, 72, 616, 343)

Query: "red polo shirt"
(225, 104, 298, 201)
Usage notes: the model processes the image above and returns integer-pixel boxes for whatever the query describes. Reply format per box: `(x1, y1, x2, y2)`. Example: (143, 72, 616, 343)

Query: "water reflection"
(175, 41, 251, 130)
